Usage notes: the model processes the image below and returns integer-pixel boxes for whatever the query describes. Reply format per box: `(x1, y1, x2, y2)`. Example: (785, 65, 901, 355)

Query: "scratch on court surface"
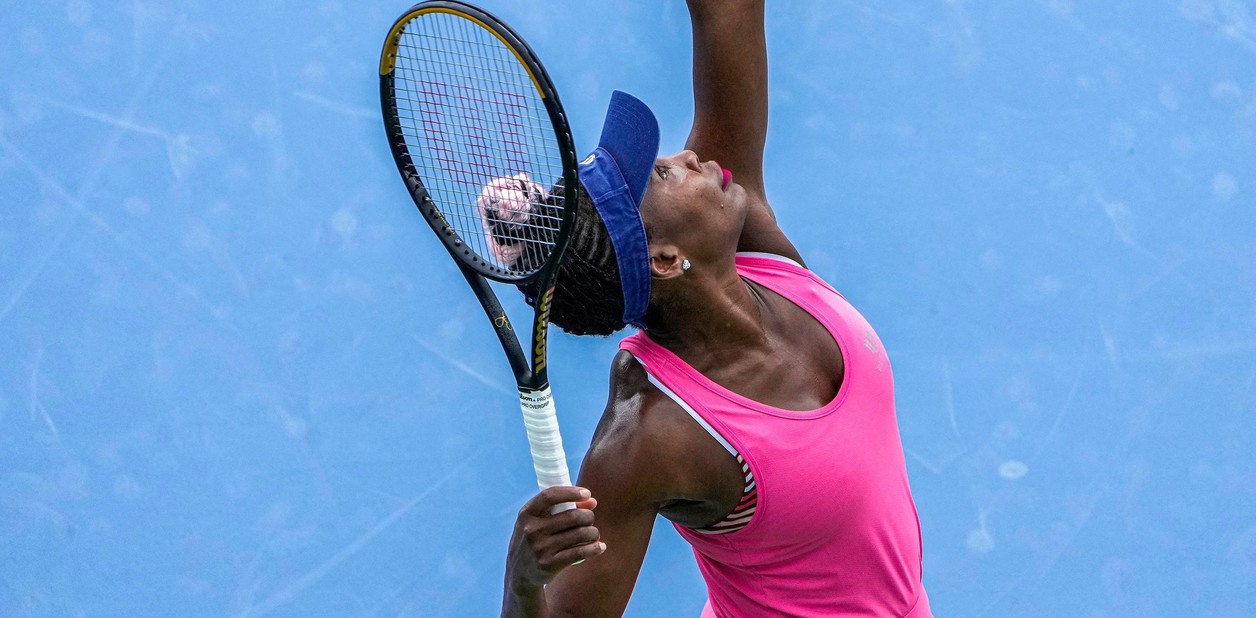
(1150, 337, 1256, 361)
(942, 360, 960, 439)
(1, 494, 75, 532)
(1095, 325, 1256, 365)
(233, 461, 472, 618)
(412, 335, 515, 397)
(49, 100, 171, 140)
(835, 0, 903, 24)
(28, 344, 59, 439)
(0, 45, 177, 324)
(904, 447, 943, 476)
(1035, 0, 1091, 34)
(974, 472, 1107, 617)
(1229, 523, 1256, 570)
(975, 378, 1169, 615)
(47, 100, 199, 180)
(0, 220, 78, 326)
(1182, 2, 1256, 55)
(942, 0, 984, 73)
(0, 132, 245, 337)
(1100, 322, 1120, 370)
(232, 543, 267, 613)
(293, 91, 377, 120)
(2, 135, 122, 236)
(0, 137, 81, 326)
(784, 66, 839, 102)
(1032, 349, 1087, 462)
(1, 136, 189, 292)
(1096, 191, 1152, 253)
(1222, 25, 1256, 54)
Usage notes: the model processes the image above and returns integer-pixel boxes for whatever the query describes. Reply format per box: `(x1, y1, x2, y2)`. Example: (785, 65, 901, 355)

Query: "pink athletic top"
(619, 254, 930, 617)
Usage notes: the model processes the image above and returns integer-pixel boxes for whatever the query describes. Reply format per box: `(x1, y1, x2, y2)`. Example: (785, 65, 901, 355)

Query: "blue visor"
(577, 91, 659, 327)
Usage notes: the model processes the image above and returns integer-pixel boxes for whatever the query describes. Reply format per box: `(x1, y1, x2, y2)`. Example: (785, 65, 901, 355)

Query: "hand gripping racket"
(379, 1, 579, 508)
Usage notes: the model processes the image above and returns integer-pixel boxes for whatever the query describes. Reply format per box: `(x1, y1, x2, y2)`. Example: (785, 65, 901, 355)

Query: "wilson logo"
(863, 329, 886, 373)
(533, 287, 555, 371)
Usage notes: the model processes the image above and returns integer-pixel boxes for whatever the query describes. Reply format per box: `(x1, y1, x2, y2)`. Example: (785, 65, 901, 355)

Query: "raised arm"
(685, 0, 803, 264)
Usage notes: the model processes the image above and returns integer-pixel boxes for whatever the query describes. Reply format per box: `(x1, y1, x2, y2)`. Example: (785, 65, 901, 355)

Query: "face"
(638, 150, 748, 269)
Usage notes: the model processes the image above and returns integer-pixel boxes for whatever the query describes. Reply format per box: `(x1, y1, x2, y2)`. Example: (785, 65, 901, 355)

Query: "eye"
(654, 165, 670, 179)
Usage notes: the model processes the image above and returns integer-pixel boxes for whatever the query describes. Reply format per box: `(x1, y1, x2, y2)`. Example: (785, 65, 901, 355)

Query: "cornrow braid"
(515, 188, 628, 336)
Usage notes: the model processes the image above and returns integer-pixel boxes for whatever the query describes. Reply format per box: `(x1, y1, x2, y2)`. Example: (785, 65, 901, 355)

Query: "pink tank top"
(620, 254, 931, 617)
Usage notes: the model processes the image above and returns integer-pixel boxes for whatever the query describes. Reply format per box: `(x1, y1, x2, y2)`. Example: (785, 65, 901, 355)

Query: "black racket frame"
(380, 0, 580, 390)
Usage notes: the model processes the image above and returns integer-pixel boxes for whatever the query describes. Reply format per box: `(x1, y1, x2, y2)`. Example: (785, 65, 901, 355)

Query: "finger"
(522, 487, 591, 517)
(549, 541, 607, 569)
(522, 506, 595, 542)
(536, 525, 601, 556)
(573, 497, 597, 510)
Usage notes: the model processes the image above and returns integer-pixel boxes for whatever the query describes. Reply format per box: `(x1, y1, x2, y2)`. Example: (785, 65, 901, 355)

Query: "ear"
(649, 243, 685, 280)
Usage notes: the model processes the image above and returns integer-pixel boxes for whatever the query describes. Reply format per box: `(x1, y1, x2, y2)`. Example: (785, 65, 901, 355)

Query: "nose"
(675, 150, 702, 172)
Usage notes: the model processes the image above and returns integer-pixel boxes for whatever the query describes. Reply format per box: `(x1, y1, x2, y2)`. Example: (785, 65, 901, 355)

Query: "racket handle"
(519, 387, 576, 514)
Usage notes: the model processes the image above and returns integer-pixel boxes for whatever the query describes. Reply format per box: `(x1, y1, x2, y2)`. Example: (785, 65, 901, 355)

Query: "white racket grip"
(519, 387, 575, 514)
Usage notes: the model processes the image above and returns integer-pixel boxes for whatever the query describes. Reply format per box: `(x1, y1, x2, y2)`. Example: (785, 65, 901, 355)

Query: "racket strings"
(391, 12, 567, 278)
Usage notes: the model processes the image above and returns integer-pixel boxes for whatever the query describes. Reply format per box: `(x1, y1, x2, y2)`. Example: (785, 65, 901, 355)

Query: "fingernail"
(597, 542, 607, 551)
(578, 489, 591, 499)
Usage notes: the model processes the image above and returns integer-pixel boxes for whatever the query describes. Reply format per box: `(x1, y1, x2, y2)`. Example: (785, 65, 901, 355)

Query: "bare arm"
(685, 0, 804, 264)
(541, 447, 661, 617)
(502, 357, 682, 617)
(501, 448, 659, 618)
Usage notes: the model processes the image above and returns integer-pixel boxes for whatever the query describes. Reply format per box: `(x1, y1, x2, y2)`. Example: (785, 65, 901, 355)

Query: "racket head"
(380, 1, 580, 284)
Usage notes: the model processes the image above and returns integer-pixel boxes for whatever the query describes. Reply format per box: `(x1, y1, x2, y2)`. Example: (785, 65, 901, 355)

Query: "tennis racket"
(379, 1, 580, 508)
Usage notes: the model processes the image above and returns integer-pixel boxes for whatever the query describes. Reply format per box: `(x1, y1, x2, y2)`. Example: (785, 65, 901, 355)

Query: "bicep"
(543, 440, 661, 616)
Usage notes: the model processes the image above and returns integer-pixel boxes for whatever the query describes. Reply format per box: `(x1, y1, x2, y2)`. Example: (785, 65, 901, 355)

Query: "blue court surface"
(2, 1, 1254, 616)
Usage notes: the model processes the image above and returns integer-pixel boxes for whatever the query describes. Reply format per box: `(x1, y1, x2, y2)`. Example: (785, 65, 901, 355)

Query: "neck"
(641, 263, 768, 360)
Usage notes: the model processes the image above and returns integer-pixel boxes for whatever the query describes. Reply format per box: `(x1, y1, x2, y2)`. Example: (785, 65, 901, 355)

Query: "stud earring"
(681, 259, 691, 272)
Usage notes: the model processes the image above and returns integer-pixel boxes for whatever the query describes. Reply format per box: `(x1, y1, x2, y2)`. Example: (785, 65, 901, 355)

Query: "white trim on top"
(632, 360, 739, 457)
(736, 251, 803, 268)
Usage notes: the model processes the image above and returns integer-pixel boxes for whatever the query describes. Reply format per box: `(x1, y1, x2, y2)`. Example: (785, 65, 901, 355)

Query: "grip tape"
(519, 387, 575, 513)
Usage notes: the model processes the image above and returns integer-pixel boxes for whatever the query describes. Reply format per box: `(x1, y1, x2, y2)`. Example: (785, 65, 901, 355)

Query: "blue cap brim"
(577, 91, 659, 327)
(597, 91, 659, 207)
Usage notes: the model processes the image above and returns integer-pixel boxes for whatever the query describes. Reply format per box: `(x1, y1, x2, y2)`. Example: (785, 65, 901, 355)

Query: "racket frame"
(379, 0, 581, 496)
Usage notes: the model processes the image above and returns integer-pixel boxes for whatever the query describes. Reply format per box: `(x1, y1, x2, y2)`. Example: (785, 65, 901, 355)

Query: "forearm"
(684, 0, 768, 189)
(500, 487, 607, 618)
(686, 0, 767, 98)
(685, 0, 802, 262)
(502, 581, 548, 618)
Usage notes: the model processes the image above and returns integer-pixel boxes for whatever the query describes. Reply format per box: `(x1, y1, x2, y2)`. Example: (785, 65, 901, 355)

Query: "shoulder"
(578, 351, 700, 503)
(592, 350, 695, 461)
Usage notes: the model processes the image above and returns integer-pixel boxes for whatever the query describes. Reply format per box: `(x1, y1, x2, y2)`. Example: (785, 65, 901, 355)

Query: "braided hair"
(515, 188, 629, 336)
(478, 173, 632, 336)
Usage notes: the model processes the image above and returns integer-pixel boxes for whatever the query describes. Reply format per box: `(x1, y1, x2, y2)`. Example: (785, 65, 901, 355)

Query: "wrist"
(503, 576, 547, 618)
(510, 577, 544, 597)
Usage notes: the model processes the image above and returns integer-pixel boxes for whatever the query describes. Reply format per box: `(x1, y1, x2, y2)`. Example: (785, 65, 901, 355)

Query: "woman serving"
(500, 1, 930, 615)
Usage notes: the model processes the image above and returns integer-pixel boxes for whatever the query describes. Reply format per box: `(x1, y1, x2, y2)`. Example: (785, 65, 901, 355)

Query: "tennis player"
(500, 1, 930, 615)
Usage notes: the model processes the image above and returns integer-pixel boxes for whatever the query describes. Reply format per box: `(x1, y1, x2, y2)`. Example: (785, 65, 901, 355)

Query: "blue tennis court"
(2, 1, 1253, 615)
